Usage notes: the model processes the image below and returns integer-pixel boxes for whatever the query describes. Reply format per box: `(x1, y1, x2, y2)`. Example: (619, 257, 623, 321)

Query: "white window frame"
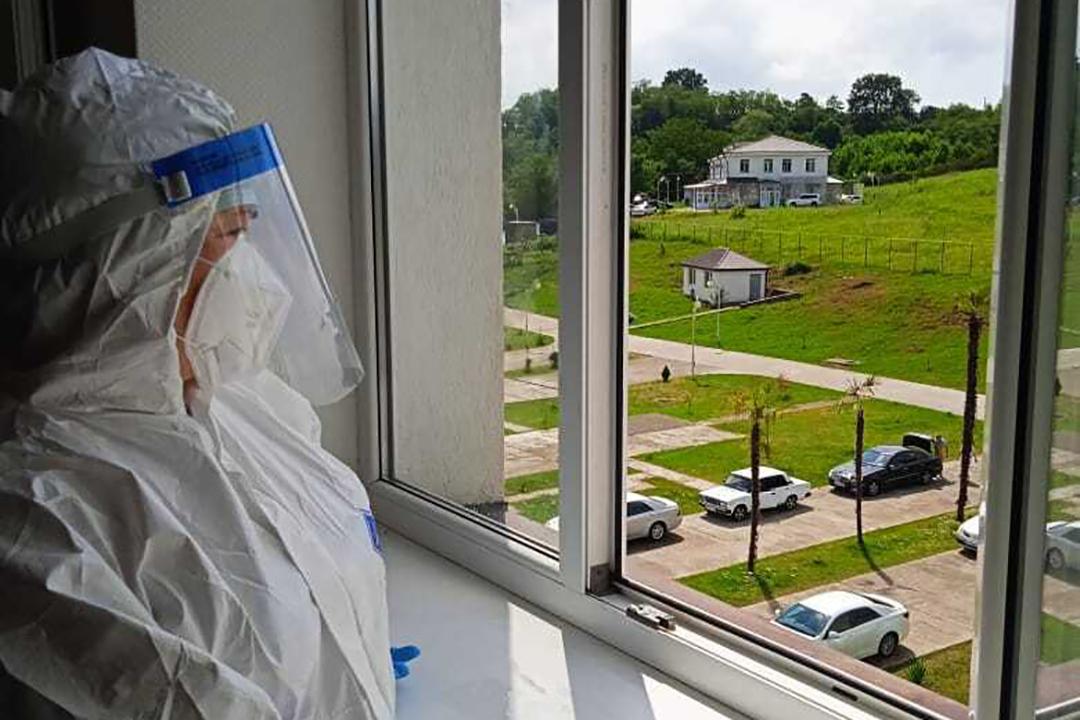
(350, 0, 1075, 717)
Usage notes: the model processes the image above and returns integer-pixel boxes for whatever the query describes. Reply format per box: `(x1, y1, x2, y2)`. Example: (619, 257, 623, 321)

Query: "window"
(739, 158, 750, 173)
(829, 611, 858, 635)
(805, 158, 815, 173)
(362, 0, 1080, 717)
(763, 158, 773, 173)
(374, 0, 563, 549)
(627, 500, 650, 516)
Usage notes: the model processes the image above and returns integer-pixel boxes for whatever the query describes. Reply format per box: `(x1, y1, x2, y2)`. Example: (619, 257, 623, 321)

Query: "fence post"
(723, 226, 727, 247)
(940, 241, 945, 273)
(913, 240, 918, 273)
(968, 243, 974, 274)
(888, 239, 893, 270)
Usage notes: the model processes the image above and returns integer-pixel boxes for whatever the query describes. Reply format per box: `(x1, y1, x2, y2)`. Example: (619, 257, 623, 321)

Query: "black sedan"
(828, 445, 943, 496)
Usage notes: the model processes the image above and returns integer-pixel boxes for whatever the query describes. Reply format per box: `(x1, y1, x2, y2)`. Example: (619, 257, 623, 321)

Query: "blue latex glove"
(391, 645, 421, 680)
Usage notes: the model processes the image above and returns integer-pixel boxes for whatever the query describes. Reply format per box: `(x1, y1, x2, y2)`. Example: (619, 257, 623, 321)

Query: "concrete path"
(504, 422, 739, 479)
(505, 374, 559, 402)
(626, 470, 973, 580)
(505, 308, 985, 419)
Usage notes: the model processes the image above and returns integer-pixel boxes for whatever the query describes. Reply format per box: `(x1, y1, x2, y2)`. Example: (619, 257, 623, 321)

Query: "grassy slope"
(505, 469, 559, 495)
(505, 170, 998, 389)
(505, 374, 839, 431)
(638, 477, 703, 515)
(679, 513, 962, 607)
(639, 398, 980, 488)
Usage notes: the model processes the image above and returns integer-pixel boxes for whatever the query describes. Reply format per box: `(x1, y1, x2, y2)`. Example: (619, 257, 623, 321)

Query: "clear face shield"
(153, 124, 363, 406)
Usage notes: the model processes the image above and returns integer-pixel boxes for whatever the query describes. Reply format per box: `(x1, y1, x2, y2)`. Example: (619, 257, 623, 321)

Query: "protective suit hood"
(0, 48, 234, 413)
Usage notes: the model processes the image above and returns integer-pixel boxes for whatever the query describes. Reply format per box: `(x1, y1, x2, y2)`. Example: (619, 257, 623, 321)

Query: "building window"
(805, 158, 816, 173)
(781, 158, 791, 173)
(739, 158, 750, 173)
(763, 158, 773, 173)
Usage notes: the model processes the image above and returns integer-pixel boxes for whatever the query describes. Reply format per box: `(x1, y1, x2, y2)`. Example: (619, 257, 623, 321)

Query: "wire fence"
(634, 222, 991, 276)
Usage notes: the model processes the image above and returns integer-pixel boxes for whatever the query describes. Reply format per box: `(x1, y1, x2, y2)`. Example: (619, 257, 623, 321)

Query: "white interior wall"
(133, 0, 361, 469)
(381, 0, 504, 504)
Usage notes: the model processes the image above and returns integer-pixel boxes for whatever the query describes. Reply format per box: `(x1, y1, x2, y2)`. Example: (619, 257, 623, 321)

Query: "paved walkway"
(505, 308, 986, 419)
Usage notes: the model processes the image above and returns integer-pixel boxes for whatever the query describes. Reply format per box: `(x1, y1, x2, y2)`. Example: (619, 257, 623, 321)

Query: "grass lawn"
(513, 493, 560, 524)
(637, 477, 703, 515)
(628, 374, 838, 422)
(678, 513, 963, 607)
(639, 398, 980, 488)
(504, 374, 840, 431)
(505, 363, 557, 379)
(505, 170, 997, 390)
(894, 615, 1080, 705)
(892, 642, 972, 705)
(1049, 498, 1080, 522)
(505, 326, 553, 351)
(504, 397, 560, 430)
(1051, 471, 1080, 490)
(505, 469, 559, 497)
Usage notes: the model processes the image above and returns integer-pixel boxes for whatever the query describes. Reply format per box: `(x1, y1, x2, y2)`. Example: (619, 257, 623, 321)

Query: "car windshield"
(776, 603, 829, 637)
(724, 475, 752, 491)
(861, 449, 890, 465)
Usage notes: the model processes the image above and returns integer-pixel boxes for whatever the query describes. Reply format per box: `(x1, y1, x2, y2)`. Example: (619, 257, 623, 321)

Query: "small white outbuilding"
(681, 247, 770, 306)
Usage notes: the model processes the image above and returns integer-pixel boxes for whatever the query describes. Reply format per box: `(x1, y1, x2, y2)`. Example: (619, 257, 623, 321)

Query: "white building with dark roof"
(683, 135, 846, 210)
(681, 247, 771, 306)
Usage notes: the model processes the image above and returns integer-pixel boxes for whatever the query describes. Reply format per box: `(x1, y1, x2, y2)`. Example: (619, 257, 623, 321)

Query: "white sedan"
(956, 515, 1080, 571)
(772, 590, 910, 659)
(546, 491, 681, 541)
(699, 467, 811, 521)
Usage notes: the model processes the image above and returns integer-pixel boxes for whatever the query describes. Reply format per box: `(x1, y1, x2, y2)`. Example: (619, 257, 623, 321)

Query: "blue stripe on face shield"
(151, 124, 284, 207)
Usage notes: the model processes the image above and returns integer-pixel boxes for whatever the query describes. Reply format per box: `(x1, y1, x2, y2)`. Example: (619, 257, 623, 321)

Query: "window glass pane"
(381, 0, 560, 548)
(624, 0, 1006, 710)
(1037, 17, 1080, 708)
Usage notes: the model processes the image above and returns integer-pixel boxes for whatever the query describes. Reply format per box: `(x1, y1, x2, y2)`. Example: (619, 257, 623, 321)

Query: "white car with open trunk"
(772, 590, 910, 659)
(698, 466, 811, 521)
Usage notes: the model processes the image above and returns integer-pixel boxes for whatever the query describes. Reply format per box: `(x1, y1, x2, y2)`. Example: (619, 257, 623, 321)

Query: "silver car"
(545, 491, 681, 541)
(1046, 521, 1080, 571)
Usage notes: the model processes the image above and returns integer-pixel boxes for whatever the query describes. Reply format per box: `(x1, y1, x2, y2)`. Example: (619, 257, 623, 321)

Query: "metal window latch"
(626, 604, 676, 631)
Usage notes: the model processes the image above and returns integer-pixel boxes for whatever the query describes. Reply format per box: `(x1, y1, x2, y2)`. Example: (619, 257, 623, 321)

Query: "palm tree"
(735, 383, 779, 574)
(837, 376, 878, 545)
(956, 292, 985, 522)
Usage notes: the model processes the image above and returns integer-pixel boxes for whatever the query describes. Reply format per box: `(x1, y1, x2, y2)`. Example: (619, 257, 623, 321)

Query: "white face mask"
(181, 238, 293, 392)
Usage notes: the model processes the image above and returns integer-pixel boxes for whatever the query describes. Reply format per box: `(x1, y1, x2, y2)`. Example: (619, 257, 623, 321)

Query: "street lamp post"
(524, 278, 542, 366)
(656, 175, 667, 207)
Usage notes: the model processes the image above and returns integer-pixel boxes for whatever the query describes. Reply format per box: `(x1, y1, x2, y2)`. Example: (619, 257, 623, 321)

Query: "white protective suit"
(0, 49, 394, 719)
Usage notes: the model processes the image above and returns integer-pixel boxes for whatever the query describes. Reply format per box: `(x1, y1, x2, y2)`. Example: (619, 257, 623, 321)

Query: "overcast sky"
(502, 0, 1009, 110)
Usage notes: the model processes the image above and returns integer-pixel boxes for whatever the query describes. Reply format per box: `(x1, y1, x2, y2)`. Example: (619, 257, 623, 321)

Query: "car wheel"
(1047, 548, 1066, 571)
(648, 522, 667, 542)
(731, 505, 749, 521)
(865, 480, 881, 497)
(921, 472, 933, 485)
(810, 202, 818, 207)
(878, 632, 899, 658)
(783, 495, 798, 510)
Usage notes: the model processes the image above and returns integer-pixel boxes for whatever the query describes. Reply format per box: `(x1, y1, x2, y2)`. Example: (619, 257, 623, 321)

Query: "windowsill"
(384, 529, 743, 719)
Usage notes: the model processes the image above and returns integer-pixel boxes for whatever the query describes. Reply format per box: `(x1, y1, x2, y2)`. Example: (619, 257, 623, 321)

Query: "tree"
(731, 109, 776, 141)
(642, 117, 728, 182)
(505, 153, 556, 219)
(956, 292, 985, 522)
(847, 73, 920, 135)
(790, 92, 821, 135)
(662, 67, 707, 91)
(811, 117, 843, 149)
(735, 383, 780, 573)
(837, 376, 878, 544)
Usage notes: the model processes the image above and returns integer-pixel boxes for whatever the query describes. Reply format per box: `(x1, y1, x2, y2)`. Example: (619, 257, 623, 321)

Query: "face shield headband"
(152, 124, 364, 406)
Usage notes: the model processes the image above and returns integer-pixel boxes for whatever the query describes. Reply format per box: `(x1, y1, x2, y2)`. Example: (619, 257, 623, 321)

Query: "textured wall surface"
(382, 0, 504, 503)
(133, 0, 361, 468)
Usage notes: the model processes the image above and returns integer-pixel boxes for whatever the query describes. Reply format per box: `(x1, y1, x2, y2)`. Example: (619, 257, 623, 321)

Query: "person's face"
(174, 206, 254, 384)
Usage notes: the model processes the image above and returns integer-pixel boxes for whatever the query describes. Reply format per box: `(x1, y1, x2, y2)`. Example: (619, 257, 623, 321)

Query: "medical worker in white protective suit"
(0, 48, 413, 719)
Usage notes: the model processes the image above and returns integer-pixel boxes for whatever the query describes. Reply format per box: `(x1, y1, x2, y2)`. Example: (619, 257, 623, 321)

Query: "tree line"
(502, 69, 1001, 219)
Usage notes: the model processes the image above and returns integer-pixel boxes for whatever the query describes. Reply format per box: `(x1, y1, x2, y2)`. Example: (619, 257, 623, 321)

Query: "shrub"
(730, 203, 746, 220)
(661, 365, 672, 383)
(524, 357, 533, 374)
(549, 351, 559, 369)
(783, 260, 813, 276)
(629, 223, 645, 239)
(905, 658, 927, 686)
